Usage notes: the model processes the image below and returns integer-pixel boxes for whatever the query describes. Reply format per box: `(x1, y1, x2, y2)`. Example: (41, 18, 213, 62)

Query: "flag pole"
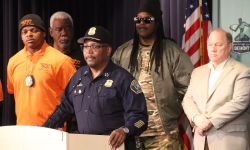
(199, 0, 204, 65)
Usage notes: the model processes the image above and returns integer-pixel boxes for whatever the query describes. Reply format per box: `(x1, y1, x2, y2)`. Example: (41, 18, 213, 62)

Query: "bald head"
(209, 28, 233, 43)
(207, 28, 233, 67)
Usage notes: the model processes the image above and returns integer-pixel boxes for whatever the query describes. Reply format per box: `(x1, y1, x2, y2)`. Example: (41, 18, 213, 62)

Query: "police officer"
(44, 26, 148, 150)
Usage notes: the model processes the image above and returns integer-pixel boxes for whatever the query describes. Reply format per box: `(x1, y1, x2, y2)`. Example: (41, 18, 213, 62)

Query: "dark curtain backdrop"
(0, 0, 212, 125)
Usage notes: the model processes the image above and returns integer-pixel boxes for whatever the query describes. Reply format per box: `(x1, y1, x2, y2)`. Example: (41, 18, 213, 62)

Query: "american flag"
(180, 1, 212, 150)
(182, 0, 212, 67)
(178, 113, 193, 150)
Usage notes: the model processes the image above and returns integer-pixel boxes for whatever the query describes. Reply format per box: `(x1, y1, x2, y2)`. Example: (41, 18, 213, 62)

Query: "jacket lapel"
(202, 65, 210, 101)
(207, 58, 234, 100)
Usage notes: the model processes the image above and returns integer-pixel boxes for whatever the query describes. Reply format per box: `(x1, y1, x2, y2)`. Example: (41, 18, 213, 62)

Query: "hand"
(56, 127, 64, 131)
(196, 119, 213, 136)
(200, 119, 212, 131)
(196, 126, 206, 136)
(109, 128, 126, 150)
(193, 114, 207, 127)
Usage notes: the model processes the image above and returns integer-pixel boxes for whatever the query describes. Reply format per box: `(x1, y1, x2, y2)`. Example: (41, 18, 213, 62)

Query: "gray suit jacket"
(182, 58, 250, 150)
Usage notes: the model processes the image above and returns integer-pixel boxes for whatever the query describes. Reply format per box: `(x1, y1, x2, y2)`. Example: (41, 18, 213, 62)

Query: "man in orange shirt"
(7, 14, 76, 126)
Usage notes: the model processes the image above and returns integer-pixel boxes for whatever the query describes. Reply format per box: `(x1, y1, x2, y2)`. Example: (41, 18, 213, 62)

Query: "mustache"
(26, 38, 35, 42)
(60, 37, 70, 40)
(136, 26, 147, 30)
(85, 55, 95, 59)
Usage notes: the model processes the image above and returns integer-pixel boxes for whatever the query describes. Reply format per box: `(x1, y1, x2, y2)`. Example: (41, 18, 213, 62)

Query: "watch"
(122, 127, 129, 134)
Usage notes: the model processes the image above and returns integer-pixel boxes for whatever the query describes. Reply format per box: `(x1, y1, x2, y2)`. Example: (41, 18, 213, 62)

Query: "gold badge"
(88, 27, 96, 35)
(104, 79, 113, 87)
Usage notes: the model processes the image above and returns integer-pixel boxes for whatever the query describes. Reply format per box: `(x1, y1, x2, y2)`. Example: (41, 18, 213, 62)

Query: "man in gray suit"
(182, 28, 250, 150)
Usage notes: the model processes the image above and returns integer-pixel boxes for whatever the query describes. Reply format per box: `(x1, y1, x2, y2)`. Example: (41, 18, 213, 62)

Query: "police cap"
(77, 26, 112, 45)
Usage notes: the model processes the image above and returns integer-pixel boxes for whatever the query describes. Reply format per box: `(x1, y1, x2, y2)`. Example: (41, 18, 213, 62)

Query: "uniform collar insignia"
(83, 70, 89, 75)
(104, 72, 109, 77)
(77, 83, 83, 87)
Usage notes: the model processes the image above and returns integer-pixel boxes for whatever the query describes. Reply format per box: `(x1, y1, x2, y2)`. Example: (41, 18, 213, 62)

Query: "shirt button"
(87, 96, 90, 98)
(84, 109, 88, 112)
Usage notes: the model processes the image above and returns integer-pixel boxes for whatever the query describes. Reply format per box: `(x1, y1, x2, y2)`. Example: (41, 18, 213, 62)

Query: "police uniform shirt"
(61, 61, 148, 136)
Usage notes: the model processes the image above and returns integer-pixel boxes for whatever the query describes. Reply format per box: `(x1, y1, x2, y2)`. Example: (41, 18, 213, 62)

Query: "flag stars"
(183, 0, 212, 66)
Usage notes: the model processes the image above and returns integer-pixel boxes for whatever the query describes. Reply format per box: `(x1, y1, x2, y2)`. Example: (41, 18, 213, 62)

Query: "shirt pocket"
(72, 87, 84, 113)
(98, 87, 122, 115)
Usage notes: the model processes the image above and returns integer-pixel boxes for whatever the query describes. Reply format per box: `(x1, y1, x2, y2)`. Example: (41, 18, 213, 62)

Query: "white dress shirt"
(208, 59, 229, 96)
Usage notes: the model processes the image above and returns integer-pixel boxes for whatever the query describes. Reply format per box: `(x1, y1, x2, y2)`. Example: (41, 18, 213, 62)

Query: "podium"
(0, 125, 124, 150)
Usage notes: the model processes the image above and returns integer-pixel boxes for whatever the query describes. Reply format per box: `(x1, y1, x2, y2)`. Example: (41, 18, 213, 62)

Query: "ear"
(42, 32, 46, 38)
(228, 42, 233, 52)
(49, 27, 53, 37)
(106, 46, 112, 57)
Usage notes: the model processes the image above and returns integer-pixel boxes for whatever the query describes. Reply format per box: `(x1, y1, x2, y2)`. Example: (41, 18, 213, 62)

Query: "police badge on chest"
(25, 75, 35, 87)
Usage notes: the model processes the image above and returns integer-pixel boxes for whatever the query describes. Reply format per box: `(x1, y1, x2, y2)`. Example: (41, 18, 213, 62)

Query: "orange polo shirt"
(7, 42, 76, 125)
(0, 80, 3, 101)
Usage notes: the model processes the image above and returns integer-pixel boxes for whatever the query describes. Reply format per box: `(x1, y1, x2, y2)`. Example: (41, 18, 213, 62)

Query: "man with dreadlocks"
(112, 0, 193, 149)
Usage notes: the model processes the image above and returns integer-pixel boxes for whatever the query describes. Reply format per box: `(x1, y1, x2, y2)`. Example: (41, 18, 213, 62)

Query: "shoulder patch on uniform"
(130, 79, 142, 94)
(134, 120, 145, 128)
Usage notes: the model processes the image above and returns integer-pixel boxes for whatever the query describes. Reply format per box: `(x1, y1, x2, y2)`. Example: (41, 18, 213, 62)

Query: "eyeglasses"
(80, 44, 108, 51)
(133, 16, 155, 24)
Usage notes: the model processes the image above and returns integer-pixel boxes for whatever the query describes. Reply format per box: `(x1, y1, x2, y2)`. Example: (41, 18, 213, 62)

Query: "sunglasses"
(133, 16, 155, 24)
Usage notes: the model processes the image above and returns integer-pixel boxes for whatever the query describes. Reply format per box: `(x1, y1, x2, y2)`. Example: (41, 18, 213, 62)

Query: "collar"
(83, 60, 115, 79)
(24, 41, 47, 57)
(208, 57, 229, 71)
(139, 43, 153, 49)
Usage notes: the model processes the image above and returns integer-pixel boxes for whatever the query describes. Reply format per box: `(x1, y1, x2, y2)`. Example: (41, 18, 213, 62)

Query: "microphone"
(69, 70, 88, 95)
(68, 78, 82, 95)
(73, 78, 82, 89)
